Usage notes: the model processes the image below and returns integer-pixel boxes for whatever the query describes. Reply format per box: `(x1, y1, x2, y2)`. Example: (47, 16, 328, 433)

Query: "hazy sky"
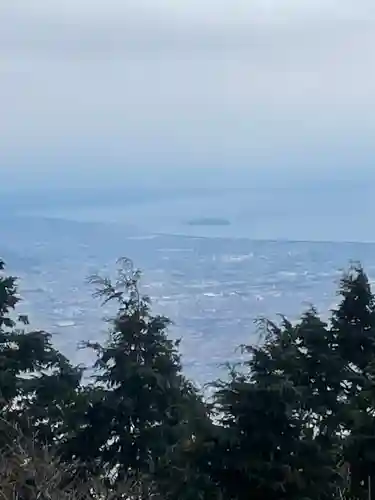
(1, 1, 375, 188)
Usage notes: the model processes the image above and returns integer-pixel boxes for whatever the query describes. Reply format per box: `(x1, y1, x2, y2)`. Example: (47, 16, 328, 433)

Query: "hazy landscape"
(3, 180, 375, 385)
(3, 2, 375, 497)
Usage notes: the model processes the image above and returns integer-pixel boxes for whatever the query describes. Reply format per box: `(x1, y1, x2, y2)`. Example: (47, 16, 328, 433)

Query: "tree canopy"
(1, 257, 375, 499)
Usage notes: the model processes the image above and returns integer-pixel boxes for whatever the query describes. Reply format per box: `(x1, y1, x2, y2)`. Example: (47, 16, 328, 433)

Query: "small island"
(185, 217, 231, 227)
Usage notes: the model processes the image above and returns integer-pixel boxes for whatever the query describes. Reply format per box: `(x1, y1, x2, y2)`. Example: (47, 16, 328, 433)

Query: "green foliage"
(210, 330, 341, 500)
(0, 259, 83, 449)
(3, 256, 375, 499)
(332, 265, 375, 500)
(205, 263, 375, 500)
(64, 258, 208, 496)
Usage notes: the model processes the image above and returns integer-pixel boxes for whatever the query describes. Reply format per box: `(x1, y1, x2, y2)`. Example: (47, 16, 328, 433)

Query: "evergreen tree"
(330, 264, 375, 500)
(332, 264, 375, 375)
(4, 252, 375, 500)
(0, 259, 82, 450)
(210, 331, 341, 500)
(208, 264, 375, 500)
(66, 258, 207, 496)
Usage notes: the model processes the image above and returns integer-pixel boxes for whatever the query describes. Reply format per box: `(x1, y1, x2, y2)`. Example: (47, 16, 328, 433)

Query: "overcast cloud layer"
(1, 1, 375, 188)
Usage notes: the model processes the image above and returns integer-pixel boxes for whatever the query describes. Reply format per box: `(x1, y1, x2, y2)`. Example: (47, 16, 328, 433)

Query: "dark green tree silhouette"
(209, 332, 341, 500)
(207, 264, 375, 500)
(66, 258, 208, 497)
(4, 253, 375, 500)
(0, 259, 83, 449)
(331, 264, 375, 500)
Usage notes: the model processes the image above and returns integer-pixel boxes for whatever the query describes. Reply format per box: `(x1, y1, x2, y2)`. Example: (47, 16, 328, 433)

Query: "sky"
(1, 1, 375, 189)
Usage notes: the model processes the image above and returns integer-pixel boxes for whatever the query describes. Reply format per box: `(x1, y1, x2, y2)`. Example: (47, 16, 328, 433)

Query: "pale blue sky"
(1, 1, 375, 188)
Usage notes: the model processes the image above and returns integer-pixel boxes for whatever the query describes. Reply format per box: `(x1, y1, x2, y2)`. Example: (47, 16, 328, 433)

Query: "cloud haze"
(1, 1, 375, 187)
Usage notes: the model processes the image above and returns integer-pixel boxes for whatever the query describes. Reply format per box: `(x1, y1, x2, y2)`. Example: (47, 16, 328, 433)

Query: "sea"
(2, 183, 375, 386)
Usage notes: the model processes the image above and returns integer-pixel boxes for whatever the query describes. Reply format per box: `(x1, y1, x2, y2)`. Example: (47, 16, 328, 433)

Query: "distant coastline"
(185, 217, 231, 227)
